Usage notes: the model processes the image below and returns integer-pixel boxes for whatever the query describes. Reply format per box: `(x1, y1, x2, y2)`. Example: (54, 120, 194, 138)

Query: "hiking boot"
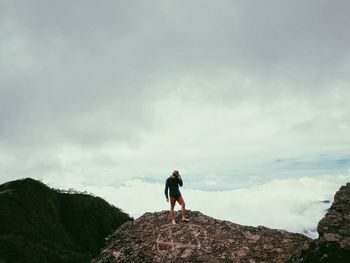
(182, 218, 190, 222)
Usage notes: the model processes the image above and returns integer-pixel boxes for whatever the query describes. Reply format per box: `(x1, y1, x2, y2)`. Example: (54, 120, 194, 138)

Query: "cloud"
(43, 173, 350, 238)
(0, 1, 349, 191)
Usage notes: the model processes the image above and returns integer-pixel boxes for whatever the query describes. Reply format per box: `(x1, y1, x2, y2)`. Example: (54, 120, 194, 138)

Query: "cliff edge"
(286, 182, 350, 262)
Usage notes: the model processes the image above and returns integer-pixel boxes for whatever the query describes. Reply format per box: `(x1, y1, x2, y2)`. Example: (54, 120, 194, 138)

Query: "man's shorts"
(170, 196, 184, 207)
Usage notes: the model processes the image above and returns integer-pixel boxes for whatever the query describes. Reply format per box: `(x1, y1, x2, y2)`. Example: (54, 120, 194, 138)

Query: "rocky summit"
(93, 182, 350, 263)
(286, 183, 350, 262)
(92, 210, 310, 263)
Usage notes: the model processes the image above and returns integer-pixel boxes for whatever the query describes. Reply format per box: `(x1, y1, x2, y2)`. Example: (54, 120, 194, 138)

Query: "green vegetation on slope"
(0, 178, 132, 263)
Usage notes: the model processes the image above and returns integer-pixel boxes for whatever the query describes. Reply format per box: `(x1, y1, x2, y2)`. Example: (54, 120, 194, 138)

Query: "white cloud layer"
(43, 173, 350, 239)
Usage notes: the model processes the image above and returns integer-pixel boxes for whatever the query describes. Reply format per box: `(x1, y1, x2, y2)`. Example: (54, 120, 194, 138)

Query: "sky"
(1, 0, 350, 236)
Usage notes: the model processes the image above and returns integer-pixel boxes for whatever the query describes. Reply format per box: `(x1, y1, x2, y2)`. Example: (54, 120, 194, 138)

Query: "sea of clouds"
(44, 172, 350, 239)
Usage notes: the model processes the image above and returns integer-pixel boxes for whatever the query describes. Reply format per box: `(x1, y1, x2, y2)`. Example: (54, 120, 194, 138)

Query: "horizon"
(1, 0, 350, 238)
(3, 174, 350, 239)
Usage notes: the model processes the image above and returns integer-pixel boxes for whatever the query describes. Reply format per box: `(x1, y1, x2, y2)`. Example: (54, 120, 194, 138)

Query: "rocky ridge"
(92, 210, 310, 262)
(286, 182, 350, 262)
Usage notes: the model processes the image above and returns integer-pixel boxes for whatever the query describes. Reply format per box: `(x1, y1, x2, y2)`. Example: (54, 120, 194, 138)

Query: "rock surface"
(286, 183, 350, 262)
(92, 210, 310, 263)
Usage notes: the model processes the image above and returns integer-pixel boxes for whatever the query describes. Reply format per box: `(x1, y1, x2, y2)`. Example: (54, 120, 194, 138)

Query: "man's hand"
(166, 198, 169, 202)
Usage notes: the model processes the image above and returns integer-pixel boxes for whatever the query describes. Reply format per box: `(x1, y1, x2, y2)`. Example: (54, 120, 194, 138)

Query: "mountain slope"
(92, 210, 310, 262)
(0, 178, 132, 263)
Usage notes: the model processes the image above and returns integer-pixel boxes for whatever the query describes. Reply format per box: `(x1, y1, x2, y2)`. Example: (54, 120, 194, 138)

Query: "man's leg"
(170, 197, 176, 224)
(178, 196, 189, 221)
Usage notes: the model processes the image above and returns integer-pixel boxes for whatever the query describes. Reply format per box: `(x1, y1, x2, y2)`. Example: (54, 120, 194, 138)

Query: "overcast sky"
(1, 0, 350, 230)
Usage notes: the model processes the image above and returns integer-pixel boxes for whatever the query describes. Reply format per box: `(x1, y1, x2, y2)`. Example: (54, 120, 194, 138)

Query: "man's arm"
(178, 176, 183, 187)
(164, 178, 169, 200)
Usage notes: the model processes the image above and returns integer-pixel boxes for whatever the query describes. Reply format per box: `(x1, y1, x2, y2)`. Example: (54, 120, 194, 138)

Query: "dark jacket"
(164, 176, 183, 199)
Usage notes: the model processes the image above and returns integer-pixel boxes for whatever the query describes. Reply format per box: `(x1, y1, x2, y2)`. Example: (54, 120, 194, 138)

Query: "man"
(164, 170, 189, 224)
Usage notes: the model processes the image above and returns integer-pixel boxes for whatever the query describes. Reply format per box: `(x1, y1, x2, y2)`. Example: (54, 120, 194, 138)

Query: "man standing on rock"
(165, 170, 189, 225)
